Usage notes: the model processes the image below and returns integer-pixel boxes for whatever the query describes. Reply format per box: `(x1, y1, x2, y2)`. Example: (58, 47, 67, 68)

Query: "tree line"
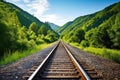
(0, 22, 59, 58)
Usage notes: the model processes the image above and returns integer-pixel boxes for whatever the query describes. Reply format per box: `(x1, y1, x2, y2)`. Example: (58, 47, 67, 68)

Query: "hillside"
(48, 22, 60, 31)
(59, 2, 120, 49)
(57, 21, 73, 34)
(0, 1, 59, 57)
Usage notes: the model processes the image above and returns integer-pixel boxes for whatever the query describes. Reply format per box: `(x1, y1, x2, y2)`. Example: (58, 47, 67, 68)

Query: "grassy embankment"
(0, 42, 55, 66)
(69, 42, 120, 63)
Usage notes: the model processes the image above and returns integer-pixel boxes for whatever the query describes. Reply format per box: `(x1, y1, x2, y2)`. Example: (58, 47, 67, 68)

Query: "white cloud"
(40, 14, 58, 22)
(26, 0, 49, 16)
(7, 0, 70, 26)
(40, 14, 73, 26)
(8, 0, 49, 16)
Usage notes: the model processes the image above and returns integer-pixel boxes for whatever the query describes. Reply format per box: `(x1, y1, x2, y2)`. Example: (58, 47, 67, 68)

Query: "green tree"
(69, 29, 85, 43)
(0, 22, 10, 56)
(17, 26, 28, 50)
(80, 40, 89, 47)
(39, 24, 47, 36)
(109, 14, 120, 49)
(29, 22, 37, 33)
(85, 28, 103, 47)
(45, 30, 58, 42)
(85, 26, 112, 48)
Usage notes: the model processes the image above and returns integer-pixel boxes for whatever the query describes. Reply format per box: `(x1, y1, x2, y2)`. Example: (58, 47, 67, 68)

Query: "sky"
(6, 0, 120, 26)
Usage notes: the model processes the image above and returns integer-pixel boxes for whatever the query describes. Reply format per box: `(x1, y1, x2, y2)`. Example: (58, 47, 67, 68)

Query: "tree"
(0, 22, 10, 56)
(109, 14, 120, 49)
(45, 30, 58, 42)
(69, 29, 85, 43)
(39, 24, 47, 36)
(0, 22, 19, 56)
(80, 40, 89, 47)
(85, 28, 104, 47)
(29, 22, 37, 33)
(85, 26, 112, 48)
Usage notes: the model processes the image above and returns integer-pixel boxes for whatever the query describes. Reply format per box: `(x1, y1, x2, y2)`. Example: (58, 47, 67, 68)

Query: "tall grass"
(0, 43, 54, 66)
(69, 42, 120, 63)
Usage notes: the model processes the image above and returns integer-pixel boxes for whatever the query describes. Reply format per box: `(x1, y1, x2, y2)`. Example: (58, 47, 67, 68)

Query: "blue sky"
(6, 0, 120, 26)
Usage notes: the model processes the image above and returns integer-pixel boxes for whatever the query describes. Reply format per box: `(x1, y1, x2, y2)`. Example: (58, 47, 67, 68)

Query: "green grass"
(83, 47, 120, 63)
(69, 42, 120, 63)
(0, 43, 54, 66)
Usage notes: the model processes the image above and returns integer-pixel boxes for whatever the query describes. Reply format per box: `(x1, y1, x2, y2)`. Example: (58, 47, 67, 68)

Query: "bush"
(80, 40, 89, 47)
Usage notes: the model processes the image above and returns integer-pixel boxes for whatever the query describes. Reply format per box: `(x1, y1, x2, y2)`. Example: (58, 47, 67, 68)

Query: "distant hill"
(48, 22, 60, 31)
(59, 2, 120, 49)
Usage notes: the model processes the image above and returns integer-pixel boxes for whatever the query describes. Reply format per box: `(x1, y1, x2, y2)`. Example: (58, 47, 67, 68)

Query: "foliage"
(29, 22, 37, 32)
(83, 47, 120, 63)
(0, 22, 10, 56)
(70, 43, 120, 63)
(60, 2, 120, 49)
(68, 29, 85, 43)
(59, 2, 120, 64)
(0, 1, 59, 60)
(80, 40, 89, 47)
(39, 24, 47, 36)
(0, 43, 54, 66)
(57, 21, 72, 33)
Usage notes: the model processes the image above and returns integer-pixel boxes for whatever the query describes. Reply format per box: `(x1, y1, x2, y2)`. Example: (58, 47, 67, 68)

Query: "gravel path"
(0, 44, 56, 80)
(0, 42, 120, 80)
(65, 43, 120, 80)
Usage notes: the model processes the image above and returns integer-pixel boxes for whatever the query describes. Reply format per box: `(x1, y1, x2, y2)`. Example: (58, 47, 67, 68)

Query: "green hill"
(59, 2, 120, 49)
(57, 21, 73, 34)
(0, 1, 59, 57)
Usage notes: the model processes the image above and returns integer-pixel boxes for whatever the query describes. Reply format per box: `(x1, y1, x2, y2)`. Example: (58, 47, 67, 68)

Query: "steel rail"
(62, 42, 91, 80)
(28, 41, 60, 80)
(28, 41, 91, 80)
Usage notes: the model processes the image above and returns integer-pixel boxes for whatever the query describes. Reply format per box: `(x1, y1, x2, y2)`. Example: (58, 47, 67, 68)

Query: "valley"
(0, 0, 120, 80)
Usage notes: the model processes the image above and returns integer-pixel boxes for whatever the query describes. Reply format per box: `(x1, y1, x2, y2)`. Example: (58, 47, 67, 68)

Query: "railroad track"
(24, 41, 101, 80)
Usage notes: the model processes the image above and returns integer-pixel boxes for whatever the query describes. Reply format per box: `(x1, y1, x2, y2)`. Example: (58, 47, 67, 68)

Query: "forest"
(58, 2, 120, 49)
(57, 2, 120, 63)
(0, 1, 59, 65)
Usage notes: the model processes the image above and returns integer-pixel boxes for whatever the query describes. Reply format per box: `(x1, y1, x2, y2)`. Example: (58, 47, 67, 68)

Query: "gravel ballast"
(0, 44, 56, 80)
(66, 43, 120, 80)
(0, 42, 120, 80)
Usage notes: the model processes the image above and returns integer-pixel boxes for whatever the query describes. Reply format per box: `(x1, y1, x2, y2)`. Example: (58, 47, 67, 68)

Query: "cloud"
(40, 14, 58, 22)
(9, 0, 49, 16)
(40, 14, 73, 26)
(7, 0, 70, 26)
(26, 0, 49, 16)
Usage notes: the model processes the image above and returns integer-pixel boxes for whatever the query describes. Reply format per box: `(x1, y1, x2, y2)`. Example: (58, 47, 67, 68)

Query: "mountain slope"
(48, 22, 60, 31)
(56, 21, 73, 33)
(0, 1, 42, 28)
(59, 2, 120, 34)
(60, 2, 120, 49)
(0, 1, 59, 33)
